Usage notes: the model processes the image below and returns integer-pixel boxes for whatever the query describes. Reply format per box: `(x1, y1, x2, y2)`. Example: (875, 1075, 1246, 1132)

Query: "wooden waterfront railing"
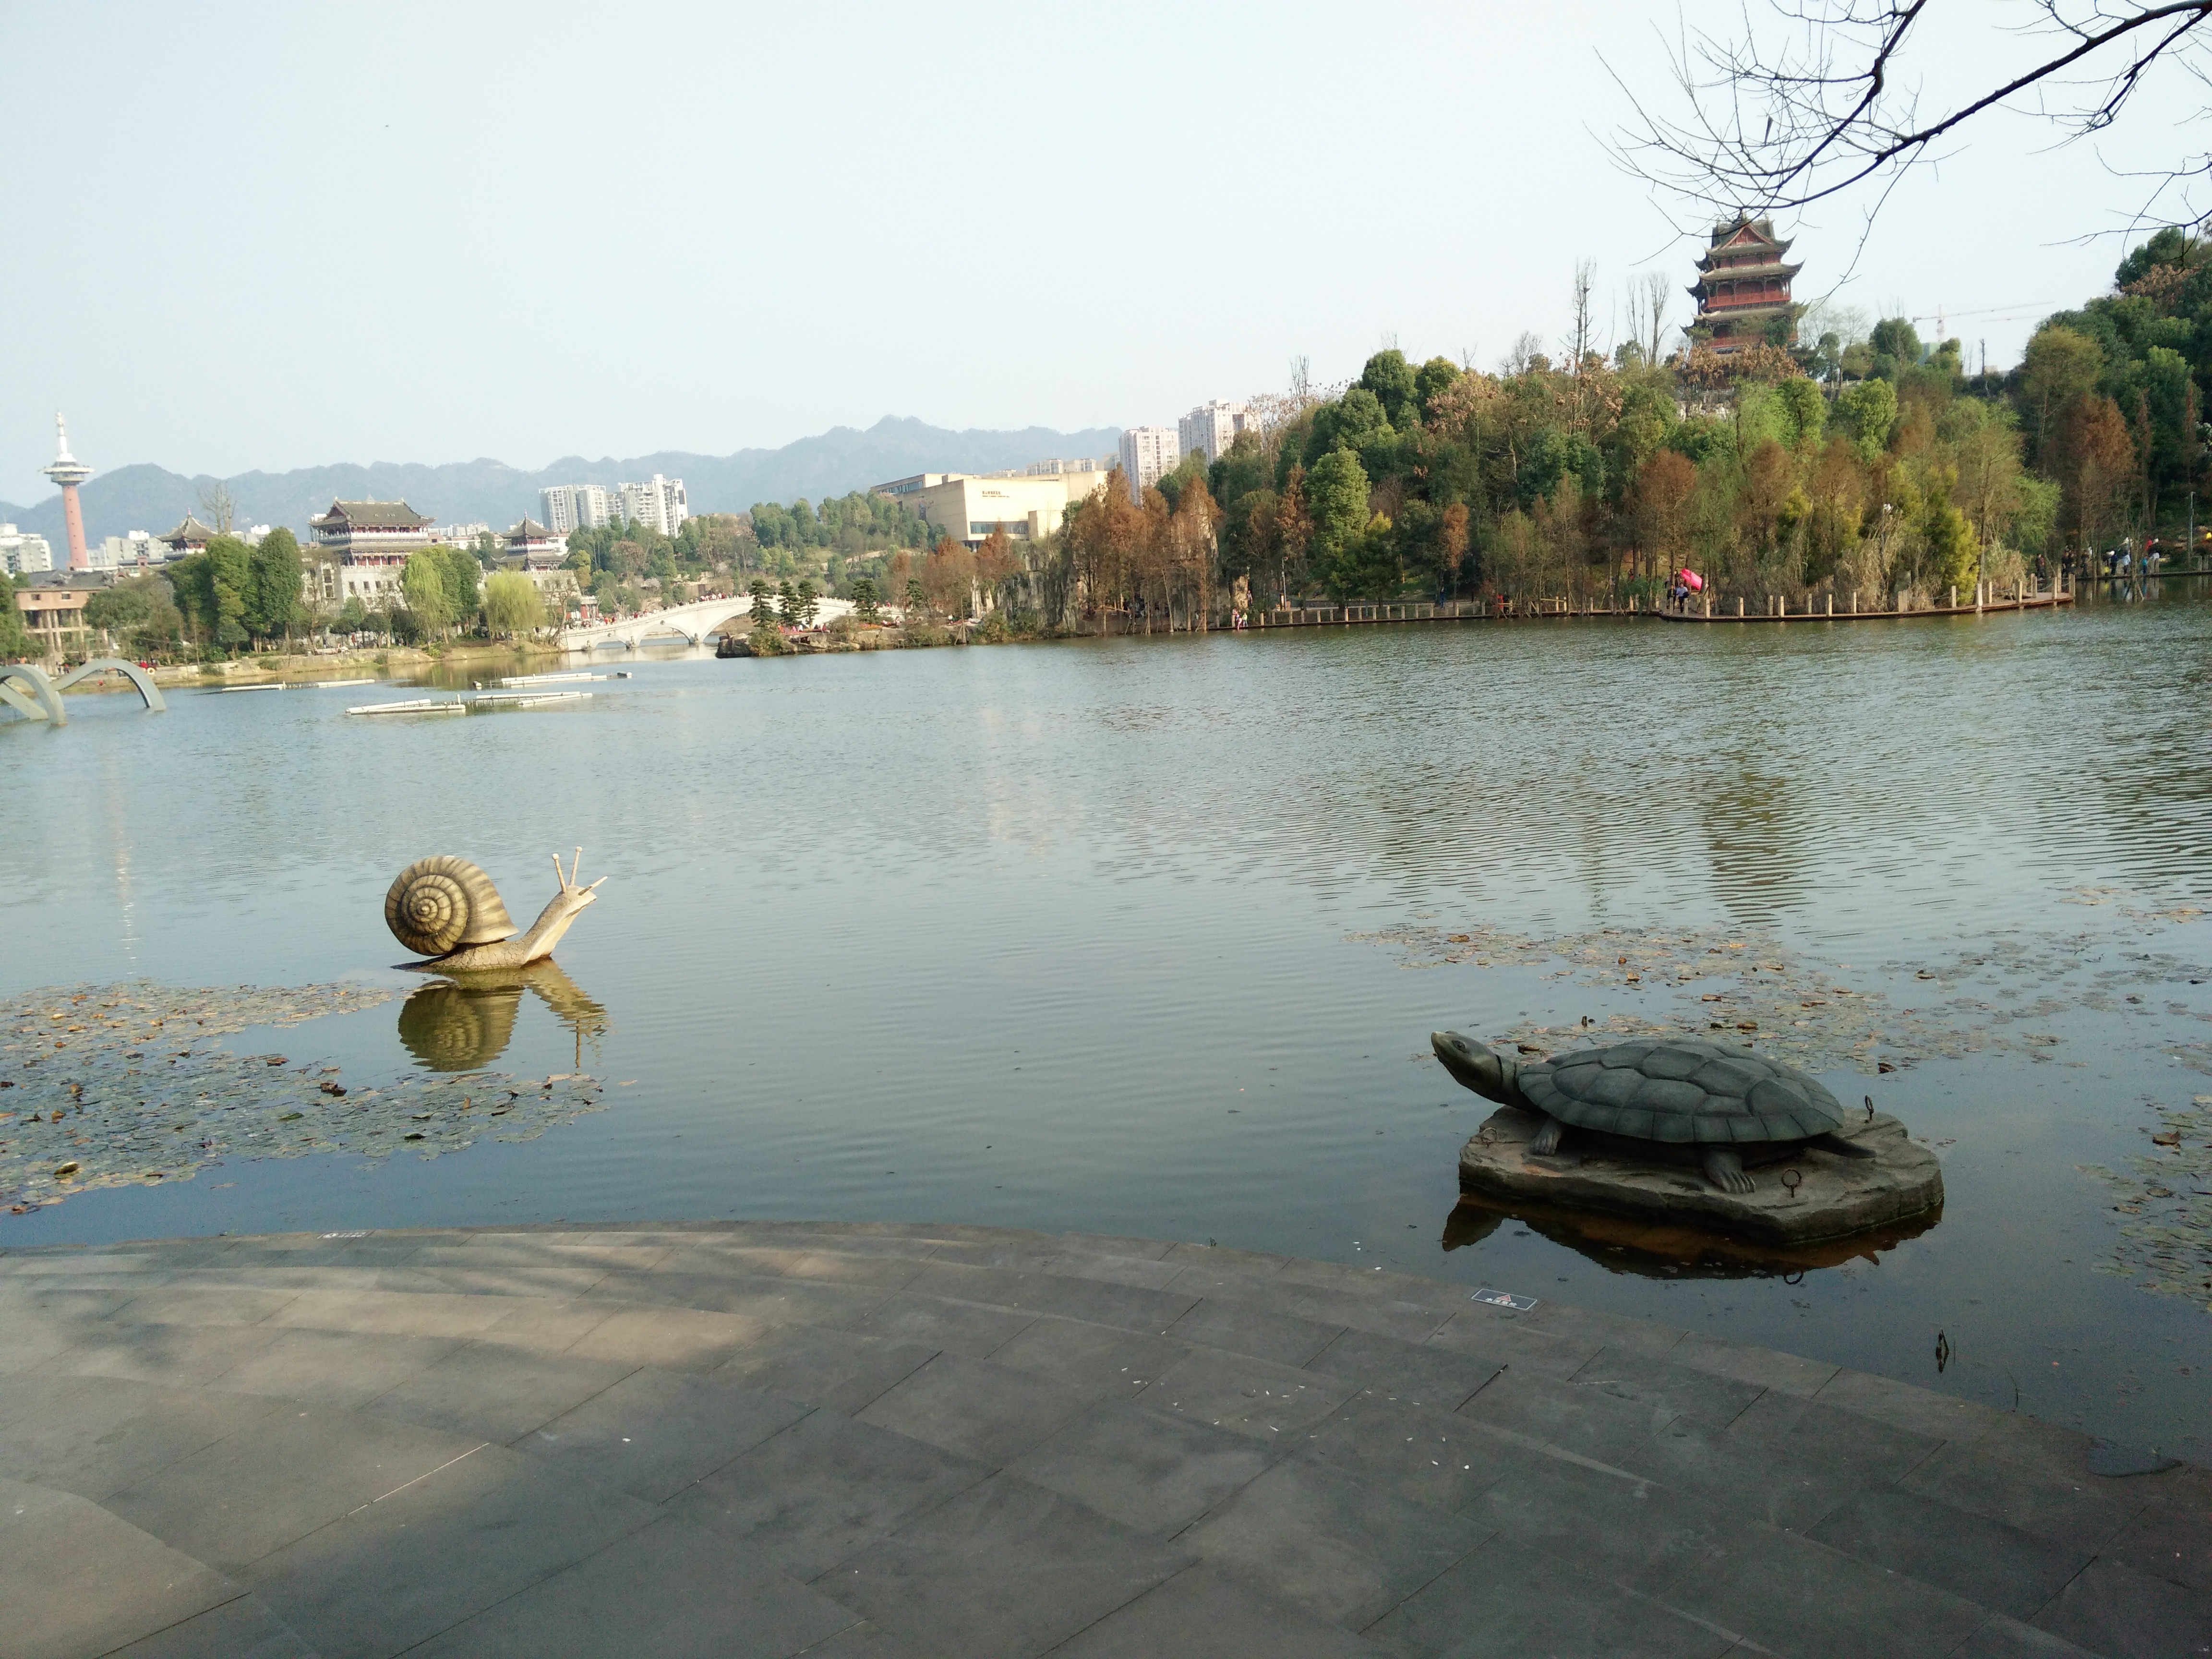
(1242, 573, 2073, 630)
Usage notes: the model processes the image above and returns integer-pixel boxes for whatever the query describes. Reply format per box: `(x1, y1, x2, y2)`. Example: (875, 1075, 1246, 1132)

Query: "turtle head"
(1431, 1031, 1522, 1106)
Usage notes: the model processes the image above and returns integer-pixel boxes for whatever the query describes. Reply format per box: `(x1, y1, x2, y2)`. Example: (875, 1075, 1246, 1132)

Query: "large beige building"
(871, 467, 1115, 548)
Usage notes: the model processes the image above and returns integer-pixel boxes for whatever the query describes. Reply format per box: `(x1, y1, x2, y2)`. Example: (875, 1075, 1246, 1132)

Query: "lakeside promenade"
(3, 1221, 2202, 1658)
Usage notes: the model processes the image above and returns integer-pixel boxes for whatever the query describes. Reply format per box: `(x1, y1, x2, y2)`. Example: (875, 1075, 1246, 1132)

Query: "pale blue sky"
(0, 1, 2180, 496)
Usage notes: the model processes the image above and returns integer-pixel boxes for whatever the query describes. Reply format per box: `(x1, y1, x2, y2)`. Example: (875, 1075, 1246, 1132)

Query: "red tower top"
(1688, 216, 1802, 356)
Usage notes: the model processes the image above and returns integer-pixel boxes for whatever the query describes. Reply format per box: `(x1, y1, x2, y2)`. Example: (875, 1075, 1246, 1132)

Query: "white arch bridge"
(0, 658, 167, 725)
(553, 595, 854, 651)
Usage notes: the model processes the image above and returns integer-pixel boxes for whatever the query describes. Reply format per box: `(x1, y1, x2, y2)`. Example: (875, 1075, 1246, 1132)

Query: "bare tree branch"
(1608, 2, 2212, 240)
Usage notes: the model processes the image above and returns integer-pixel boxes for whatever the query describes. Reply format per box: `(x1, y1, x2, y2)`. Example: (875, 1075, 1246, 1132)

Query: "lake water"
(5, 591, 2209, 1460)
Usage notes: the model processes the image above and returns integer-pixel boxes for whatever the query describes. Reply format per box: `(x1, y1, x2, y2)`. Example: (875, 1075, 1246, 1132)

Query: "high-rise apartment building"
(539, 477, 685, 536)
(1117, 427, 1179, 502)
(1177, 401, 1260, 467)
(0, 524, 54, 575)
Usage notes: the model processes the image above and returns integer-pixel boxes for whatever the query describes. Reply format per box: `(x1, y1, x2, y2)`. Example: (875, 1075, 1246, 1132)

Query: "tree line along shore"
(7, 228, 2204, 666)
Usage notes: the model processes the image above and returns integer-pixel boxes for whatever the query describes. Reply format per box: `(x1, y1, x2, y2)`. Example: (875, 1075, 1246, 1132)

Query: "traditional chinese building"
(310, 500, 436, 610)
(1689, 215, 1801, 356)
(159, 515, 220, 554)
(505, 516, 569, 569)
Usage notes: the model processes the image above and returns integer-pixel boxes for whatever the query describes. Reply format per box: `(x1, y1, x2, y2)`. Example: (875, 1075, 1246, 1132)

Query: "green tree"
(777, 581, 799, 626)
(482, 571, 545, 637)
(402, 552, 455, 637)
(850, 575, 880, 622)
(749, 579, 773, 624)
(433, 545, 483, 632)
(337, 596, 368, 635)
(84, 575, 183, 657)
(1834, 380, 1899, 462)
(797, 580, 819, 625)
(0, 570, 30, 661)
(1307, 449, 1375, 596)
(1776, 378, 1826, 451)
(246, 527, 305, 645)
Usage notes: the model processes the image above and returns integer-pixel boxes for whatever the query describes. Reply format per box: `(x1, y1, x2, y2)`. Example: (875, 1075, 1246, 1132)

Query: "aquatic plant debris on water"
(0, 980, 605, 1212)
(1358, 915, 2212, 1310)
(2080, 1101, 2212, 1312)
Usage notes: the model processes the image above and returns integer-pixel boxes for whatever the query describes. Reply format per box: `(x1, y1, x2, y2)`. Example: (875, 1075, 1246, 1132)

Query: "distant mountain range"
(0, 415, 1124, 548)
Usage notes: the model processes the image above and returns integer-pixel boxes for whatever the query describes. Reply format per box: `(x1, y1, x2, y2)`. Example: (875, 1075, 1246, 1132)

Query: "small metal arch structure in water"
(0, 659, 167, 725)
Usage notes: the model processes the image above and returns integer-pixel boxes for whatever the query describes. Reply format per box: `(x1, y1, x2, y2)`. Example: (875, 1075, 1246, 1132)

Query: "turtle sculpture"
(1431, 1030, 1875, 1193)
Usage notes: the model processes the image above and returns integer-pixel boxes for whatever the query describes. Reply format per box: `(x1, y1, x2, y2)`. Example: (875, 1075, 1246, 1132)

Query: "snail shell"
(384, 857, 517, 958)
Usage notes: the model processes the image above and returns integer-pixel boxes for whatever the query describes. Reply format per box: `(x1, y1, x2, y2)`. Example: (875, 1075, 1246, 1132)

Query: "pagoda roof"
(310, 500, 433, 531)
(1691, 264, 1803, 297)
(506, 517, 557, 540)
(159, 515, 220, 546)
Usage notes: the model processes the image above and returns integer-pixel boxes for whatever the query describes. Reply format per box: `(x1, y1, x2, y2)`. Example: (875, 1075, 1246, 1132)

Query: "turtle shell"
(1520, 1037, 1845, 1144)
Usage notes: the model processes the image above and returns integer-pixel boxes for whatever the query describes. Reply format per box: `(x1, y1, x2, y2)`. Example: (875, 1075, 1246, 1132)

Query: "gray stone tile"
(717, 1322, 941, 1414)
(839, 1291, 1038, 1358)
(1166, 1297, 1344, 1367)
(784, 1249, 934, 1289)
(207, 1327, 465, 1408)
(1055, 1561, 1378, 1658)
(1520, 1300, 1686, 1362)
(826, 1471, 1191, 1657)
(788, 1621, 923, 1658)
(667, 1407, 992, 1579)
(104, 1283, 303, 1327)
(1140, 1347, 1358, 1443)
(1425, 1307, 1597, 1380)
(108, 1405, 491, 1572)
(1568, 1347, 1770, 1434)
(1302, 1327, 1503, 1411)
(1159, 1241, 1287, 1280)
(526, 1368, 811, 1503)
(564, 1302, 774, 1371)
(244, 1439, 661, 1659)
(2032, 1556, 2212, 1659)
(1368, 1535, 1733, 1659)
(1623, 1388, 1944, 1533)
(856, 1351, 1099, 1466)
(907, 1260, 1198, 1333)
(1664, 1523, 1990, 1659)
(34, 1317, 284, 1385)
(108, 1592, 315, 1659)
(265, 1286, 525, 1338)
(2102, 1475, 2212, 1593)
(1899, 1440, 2146, 1555)
(1455, 1364, 1677, 1466)
(471, 1294, 619, 1353)
(0, 1474, 245, 1659)
(1010, 1399, 1277, 1535)
(1812, 1367, 2009, 1447)
(588, 1268, 891, 1327)
(362, 1341, 638, 1443)
(1244, 1279, 1456, 1345)
(1952, 1613, 2103, 1658)
(986, 1314, 1187, 1395)
(407, 1263, 613, 1298)
(1296, 1388, 1524, 1515)
(1807, 1486, 2092, 1619)
(1183, 1457, 1489, 1628)
(1462, 1444, 1742, 1594)
(0, 1379, 285, 1502)
(1056, 1231, 1177, 1261)
(1669, 1330, 1839, 1397)
(410, 1515, 856, 1658)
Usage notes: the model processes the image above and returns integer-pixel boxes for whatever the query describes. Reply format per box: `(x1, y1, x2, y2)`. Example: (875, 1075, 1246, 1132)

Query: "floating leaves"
(0, 980, 606, 1213)
(2080, 1100, 2212, 1311)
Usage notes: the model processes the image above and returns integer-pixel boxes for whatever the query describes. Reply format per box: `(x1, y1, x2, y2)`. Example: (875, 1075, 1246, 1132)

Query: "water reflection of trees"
(398, 961, 609, 1072)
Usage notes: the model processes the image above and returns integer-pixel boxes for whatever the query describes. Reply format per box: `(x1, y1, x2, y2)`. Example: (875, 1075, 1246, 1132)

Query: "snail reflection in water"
(398, 960, 611, 1072)
(386, 848, 604, 972)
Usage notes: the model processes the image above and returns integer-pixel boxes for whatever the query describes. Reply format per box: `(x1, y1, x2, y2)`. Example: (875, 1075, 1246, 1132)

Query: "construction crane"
(1909, 301, 2057, 337)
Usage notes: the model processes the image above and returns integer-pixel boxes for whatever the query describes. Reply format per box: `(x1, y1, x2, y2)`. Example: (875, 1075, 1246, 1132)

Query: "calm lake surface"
(5, 590, 2210, 1458)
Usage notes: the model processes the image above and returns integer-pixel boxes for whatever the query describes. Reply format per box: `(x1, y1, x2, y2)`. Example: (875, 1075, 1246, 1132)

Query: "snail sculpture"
(385, 849, 605, 972)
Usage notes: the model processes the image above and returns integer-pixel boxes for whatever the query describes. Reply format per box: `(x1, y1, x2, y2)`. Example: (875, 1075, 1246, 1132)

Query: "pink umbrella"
(1679, 569, 1705, 592)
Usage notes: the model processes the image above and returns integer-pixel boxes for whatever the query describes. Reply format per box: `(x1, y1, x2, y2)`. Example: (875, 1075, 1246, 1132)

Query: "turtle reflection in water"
(1432, 1030, 1874, 1193)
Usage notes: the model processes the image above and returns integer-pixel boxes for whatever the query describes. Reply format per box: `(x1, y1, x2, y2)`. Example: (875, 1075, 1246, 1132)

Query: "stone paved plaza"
(0, 1221, 2205, 1658)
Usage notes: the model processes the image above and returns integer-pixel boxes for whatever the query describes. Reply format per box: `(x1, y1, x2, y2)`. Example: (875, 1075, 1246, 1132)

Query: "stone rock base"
(1457, 1106, 1943, 1245)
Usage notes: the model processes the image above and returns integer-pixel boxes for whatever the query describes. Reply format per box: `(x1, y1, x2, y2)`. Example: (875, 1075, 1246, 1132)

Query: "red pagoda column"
(43, 413, 94, 571)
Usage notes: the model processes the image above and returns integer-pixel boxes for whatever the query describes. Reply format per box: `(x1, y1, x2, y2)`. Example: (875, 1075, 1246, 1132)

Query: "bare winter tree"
(1611, 2, 2212, 242)
(1567, 258, 1599, 371)
(196, 481, 236, 534)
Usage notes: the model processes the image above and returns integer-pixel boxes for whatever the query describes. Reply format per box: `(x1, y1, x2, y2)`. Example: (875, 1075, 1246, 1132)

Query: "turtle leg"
(1529, 1114, 1569, 1155)
(1700, 1146, 1755, 1194)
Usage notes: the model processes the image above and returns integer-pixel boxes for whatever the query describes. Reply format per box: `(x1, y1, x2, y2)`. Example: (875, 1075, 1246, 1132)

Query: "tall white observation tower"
(42, 413, 94, 571)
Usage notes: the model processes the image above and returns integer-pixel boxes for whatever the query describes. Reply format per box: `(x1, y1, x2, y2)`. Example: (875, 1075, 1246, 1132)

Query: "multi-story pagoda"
(1689, 215, 1802, 355)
